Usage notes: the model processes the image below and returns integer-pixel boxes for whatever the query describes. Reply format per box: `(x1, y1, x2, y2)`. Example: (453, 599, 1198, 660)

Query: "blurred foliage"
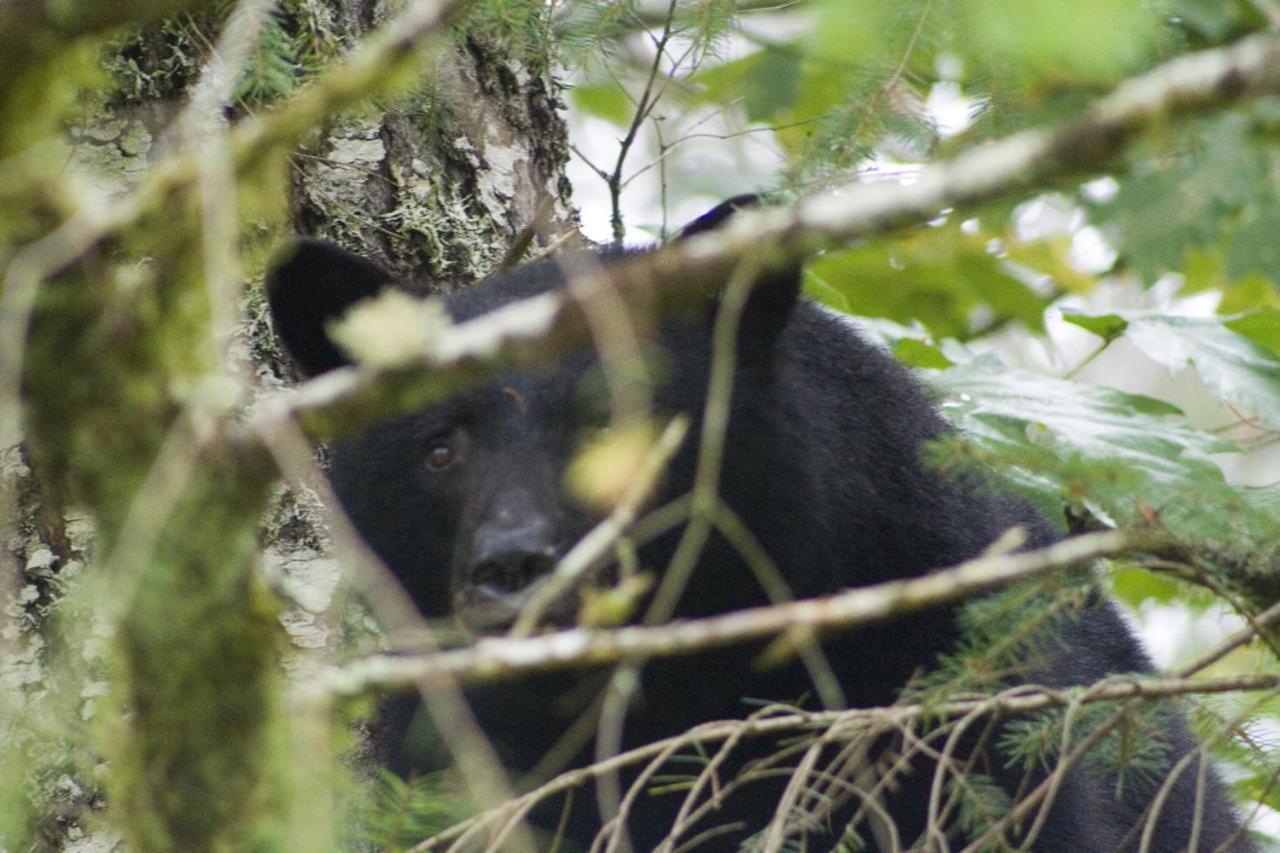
(805, 219, 1050, 339)
(358, 769, 470, 851)
(1090, 106, 1280, 287)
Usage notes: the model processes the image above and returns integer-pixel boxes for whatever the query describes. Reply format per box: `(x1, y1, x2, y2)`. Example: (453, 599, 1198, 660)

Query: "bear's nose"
(455, 517, 559, 633)
(469, 517, 555, 594)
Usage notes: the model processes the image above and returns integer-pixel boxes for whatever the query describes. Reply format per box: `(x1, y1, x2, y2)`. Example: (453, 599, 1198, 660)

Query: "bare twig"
(606, 0, 680, 244)
(583, 267, 738, 841)
(413, 672, 1280, 849)
(173, 0, 276, 142)
(181, 0, 278, 360)
(643, 254, 765, 625)
(1178, 598, 1280, 676)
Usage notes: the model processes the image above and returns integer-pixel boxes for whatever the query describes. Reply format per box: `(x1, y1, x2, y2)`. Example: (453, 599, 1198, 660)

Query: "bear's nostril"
(471, 551, 555, 594)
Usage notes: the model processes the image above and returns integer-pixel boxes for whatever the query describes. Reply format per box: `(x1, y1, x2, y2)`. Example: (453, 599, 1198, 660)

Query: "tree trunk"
(3, 1, 579, 848)
(292, 27, 582, 292)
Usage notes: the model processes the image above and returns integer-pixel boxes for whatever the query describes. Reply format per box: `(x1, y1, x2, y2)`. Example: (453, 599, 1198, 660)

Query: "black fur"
(267, 203, 1250, 851)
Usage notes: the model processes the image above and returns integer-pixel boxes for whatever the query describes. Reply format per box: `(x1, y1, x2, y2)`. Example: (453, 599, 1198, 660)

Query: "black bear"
(267, 200, 1250, 851)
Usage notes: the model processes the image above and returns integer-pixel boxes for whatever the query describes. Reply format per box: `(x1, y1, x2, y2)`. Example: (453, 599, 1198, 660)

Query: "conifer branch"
(411, 671, 1280, 850)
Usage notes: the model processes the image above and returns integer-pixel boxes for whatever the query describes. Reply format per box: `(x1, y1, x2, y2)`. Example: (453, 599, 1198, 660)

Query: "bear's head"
(266, 198, 803, 633)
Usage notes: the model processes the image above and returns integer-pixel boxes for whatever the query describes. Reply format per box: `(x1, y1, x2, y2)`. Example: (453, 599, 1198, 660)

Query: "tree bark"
(290, 3, 582, 292)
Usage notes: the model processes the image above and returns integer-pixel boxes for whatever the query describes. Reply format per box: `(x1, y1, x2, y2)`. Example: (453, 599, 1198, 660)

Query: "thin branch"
(643, 254, 765, 625)
(510, 415, 690, 635)
(182, 0, 278, 363)
(961, 591, 1280, 851)
(306, 530, 1133, 698)
(1178, 598, 1280, 676)
(606, 0, 680, 244)
(411, 671, 1280, 849)
(842, 0, 936, 155)
(259, 419, 539, 853)
(173, 0, 276, 142)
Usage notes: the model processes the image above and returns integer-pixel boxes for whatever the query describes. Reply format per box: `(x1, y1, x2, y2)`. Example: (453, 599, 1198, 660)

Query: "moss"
(288, 0, 350, 67)
(295, 117, 389, 250)
(24, 271, 173, 527)
(109, 455, 287, 851)
(66, 103, 156, 198)
(21, 189, 292, 848)
(0, 39, 106, 160)
(7, 3, 579, 847)
(396, 67, 452, 138)
(0, 449, 109, 850)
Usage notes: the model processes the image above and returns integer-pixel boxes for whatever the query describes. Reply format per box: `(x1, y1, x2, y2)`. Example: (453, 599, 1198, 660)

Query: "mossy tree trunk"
(3, 0, 579, 849)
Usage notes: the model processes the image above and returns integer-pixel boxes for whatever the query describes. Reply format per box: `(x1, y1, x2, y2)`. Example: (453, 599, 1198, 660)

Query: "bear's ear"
(266, 238, 394, 376)
(676, 195, 801, 351)
(676, 193, 765, 240)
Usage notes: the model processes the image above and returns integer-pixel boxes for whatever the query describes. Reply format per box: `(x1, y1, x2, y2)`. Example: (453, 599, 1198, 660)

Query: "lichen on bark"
(291, 5, 581, 294)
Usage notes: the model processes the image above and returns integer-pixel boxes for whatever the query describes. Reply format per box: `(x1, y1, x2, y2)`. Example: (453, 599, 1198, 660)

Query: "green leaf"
(694, 50, 764, 106)
(1061, 312, 1128, 343)
(234, 9, 299, 104)
(1121, 314, 1280, 430)
(1226, 308, 1280, 358)
(1226, 205, 1280, 283)
(1218, 273, 1279, 314)
(742, 48, 801, 122)
(1172, 0, 1266, 44)
(805, 223, 1048, 338)
(570, 82, 633, 128)
(937, 358, 1232, 480)
(932, 357, 1239, 536)
(1005, 236, 1103, 293)
(785, 0, 939, 168)
(958, 0, 1157, 85)
(966, 252, 1048, 332)
(1179, 247, 1226, 295)
(810, 0, 895, 71)
(1110, 567, 1182, 607)
(1179, 248, 1278, 313)
(361, 768, 470, 848)
(1093, 115, 1271, 283)
(1174, 1, 1239, 41)
(893, 338, 953, 369)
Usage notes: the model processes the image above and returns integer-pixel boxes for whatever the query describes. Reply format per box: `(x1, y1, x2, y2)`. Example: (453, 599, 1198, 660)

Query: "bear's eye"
(423, 430, 464, 472)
